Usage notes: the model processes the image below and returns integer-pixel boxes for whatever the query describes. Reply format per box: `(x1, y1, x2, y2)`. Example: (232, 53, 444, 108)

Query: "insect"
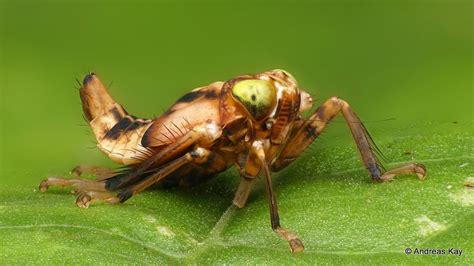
(39, 69, 426, 252)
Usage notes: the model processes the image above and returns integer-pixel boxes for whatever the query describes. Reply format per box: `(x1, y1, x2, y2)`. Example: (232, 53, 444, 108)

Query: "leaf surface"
(1, 122, 472, 264)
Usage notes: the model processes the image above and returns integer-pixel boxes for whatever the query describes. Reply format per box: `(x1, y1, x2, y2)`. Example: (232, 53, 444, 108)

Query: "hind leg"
(39, 165, 118, 208)
(39, 177, 106, 193)
(72, 146, 224, 208)
(40, 165, 115, 193)
(40, 120, 223, 208)
(71, 165, 116, 180)
(116, 147, 222, 203)
(39, 177, 120, 208)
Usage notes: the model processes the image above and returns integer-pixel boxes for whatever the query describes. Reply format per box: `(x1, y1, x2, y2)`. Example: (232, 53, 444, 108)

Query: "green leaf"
(1, 1, 472, 264)
(1, 121, 472, 264)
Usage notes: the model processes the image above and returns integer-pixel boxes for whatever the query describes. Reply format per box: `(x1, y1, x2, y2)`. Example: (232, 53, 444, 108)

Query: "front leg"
(233, 140, 304, 253)
(272, 97, 426, 182)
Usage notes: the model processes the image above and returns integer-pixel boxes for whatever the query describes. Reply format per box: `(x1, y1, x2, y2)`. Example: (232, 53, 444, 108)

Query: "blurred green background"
(1, 0, 471, 185)
(0, 0, 473, 264)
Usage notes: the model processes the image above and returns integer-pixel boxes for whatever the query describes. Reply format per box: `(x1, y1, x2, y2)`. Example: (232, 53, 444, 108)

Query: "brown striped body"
(80, 70, 311, 186)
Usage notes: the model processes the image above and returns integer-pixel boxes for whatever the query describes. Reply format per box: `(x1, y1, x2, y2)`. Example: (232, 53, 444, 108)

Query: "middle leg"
(235, 140, 304, 252)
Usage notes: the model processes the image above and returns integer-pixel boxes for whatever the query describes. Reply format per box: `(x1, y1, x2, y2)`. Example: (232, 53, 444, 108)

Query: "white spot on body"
(205, 121, 220, 138)
(299, 91, 313, 113)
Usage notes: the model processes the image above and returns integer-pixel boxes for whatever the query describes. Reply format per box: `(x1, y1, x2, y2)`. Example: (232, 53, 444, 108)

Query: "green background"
(0, 0, 472, 264)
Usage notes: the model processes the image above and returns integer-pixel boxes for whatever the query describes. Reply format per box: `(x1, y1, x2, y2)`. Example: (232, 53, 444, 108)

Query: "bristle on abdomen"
(80, 73, 152, 165)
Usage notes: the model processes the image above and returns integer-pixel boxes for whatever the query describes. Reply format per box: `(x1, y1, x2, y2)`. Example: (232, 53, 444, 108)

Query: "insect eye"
(232, 79, 276, 120)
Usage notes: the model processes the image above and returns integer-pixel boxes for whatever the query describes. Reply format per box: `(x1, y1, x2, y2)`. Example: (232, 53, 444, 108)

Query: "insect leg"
(39, 166, 115, 192)
(116, 147, 214, 203)
(75, 191, 121, 208)
(271, 97, 426, 182)
(39, 176, 122, 207)
(40, 148, 214, 208)
(233, 177, 257, 208)
(41, 148, 214, 208)
(71, 165, 116, 180)
(39, 177, 107, 193)
(247, 140, 304, 253)
(232, 142, 263, 208)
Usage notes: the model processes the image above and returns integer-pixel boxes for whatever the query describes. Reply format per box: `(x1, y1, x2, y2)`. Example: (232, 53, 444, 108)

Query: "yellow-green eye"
(232, 79, 276, 120)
